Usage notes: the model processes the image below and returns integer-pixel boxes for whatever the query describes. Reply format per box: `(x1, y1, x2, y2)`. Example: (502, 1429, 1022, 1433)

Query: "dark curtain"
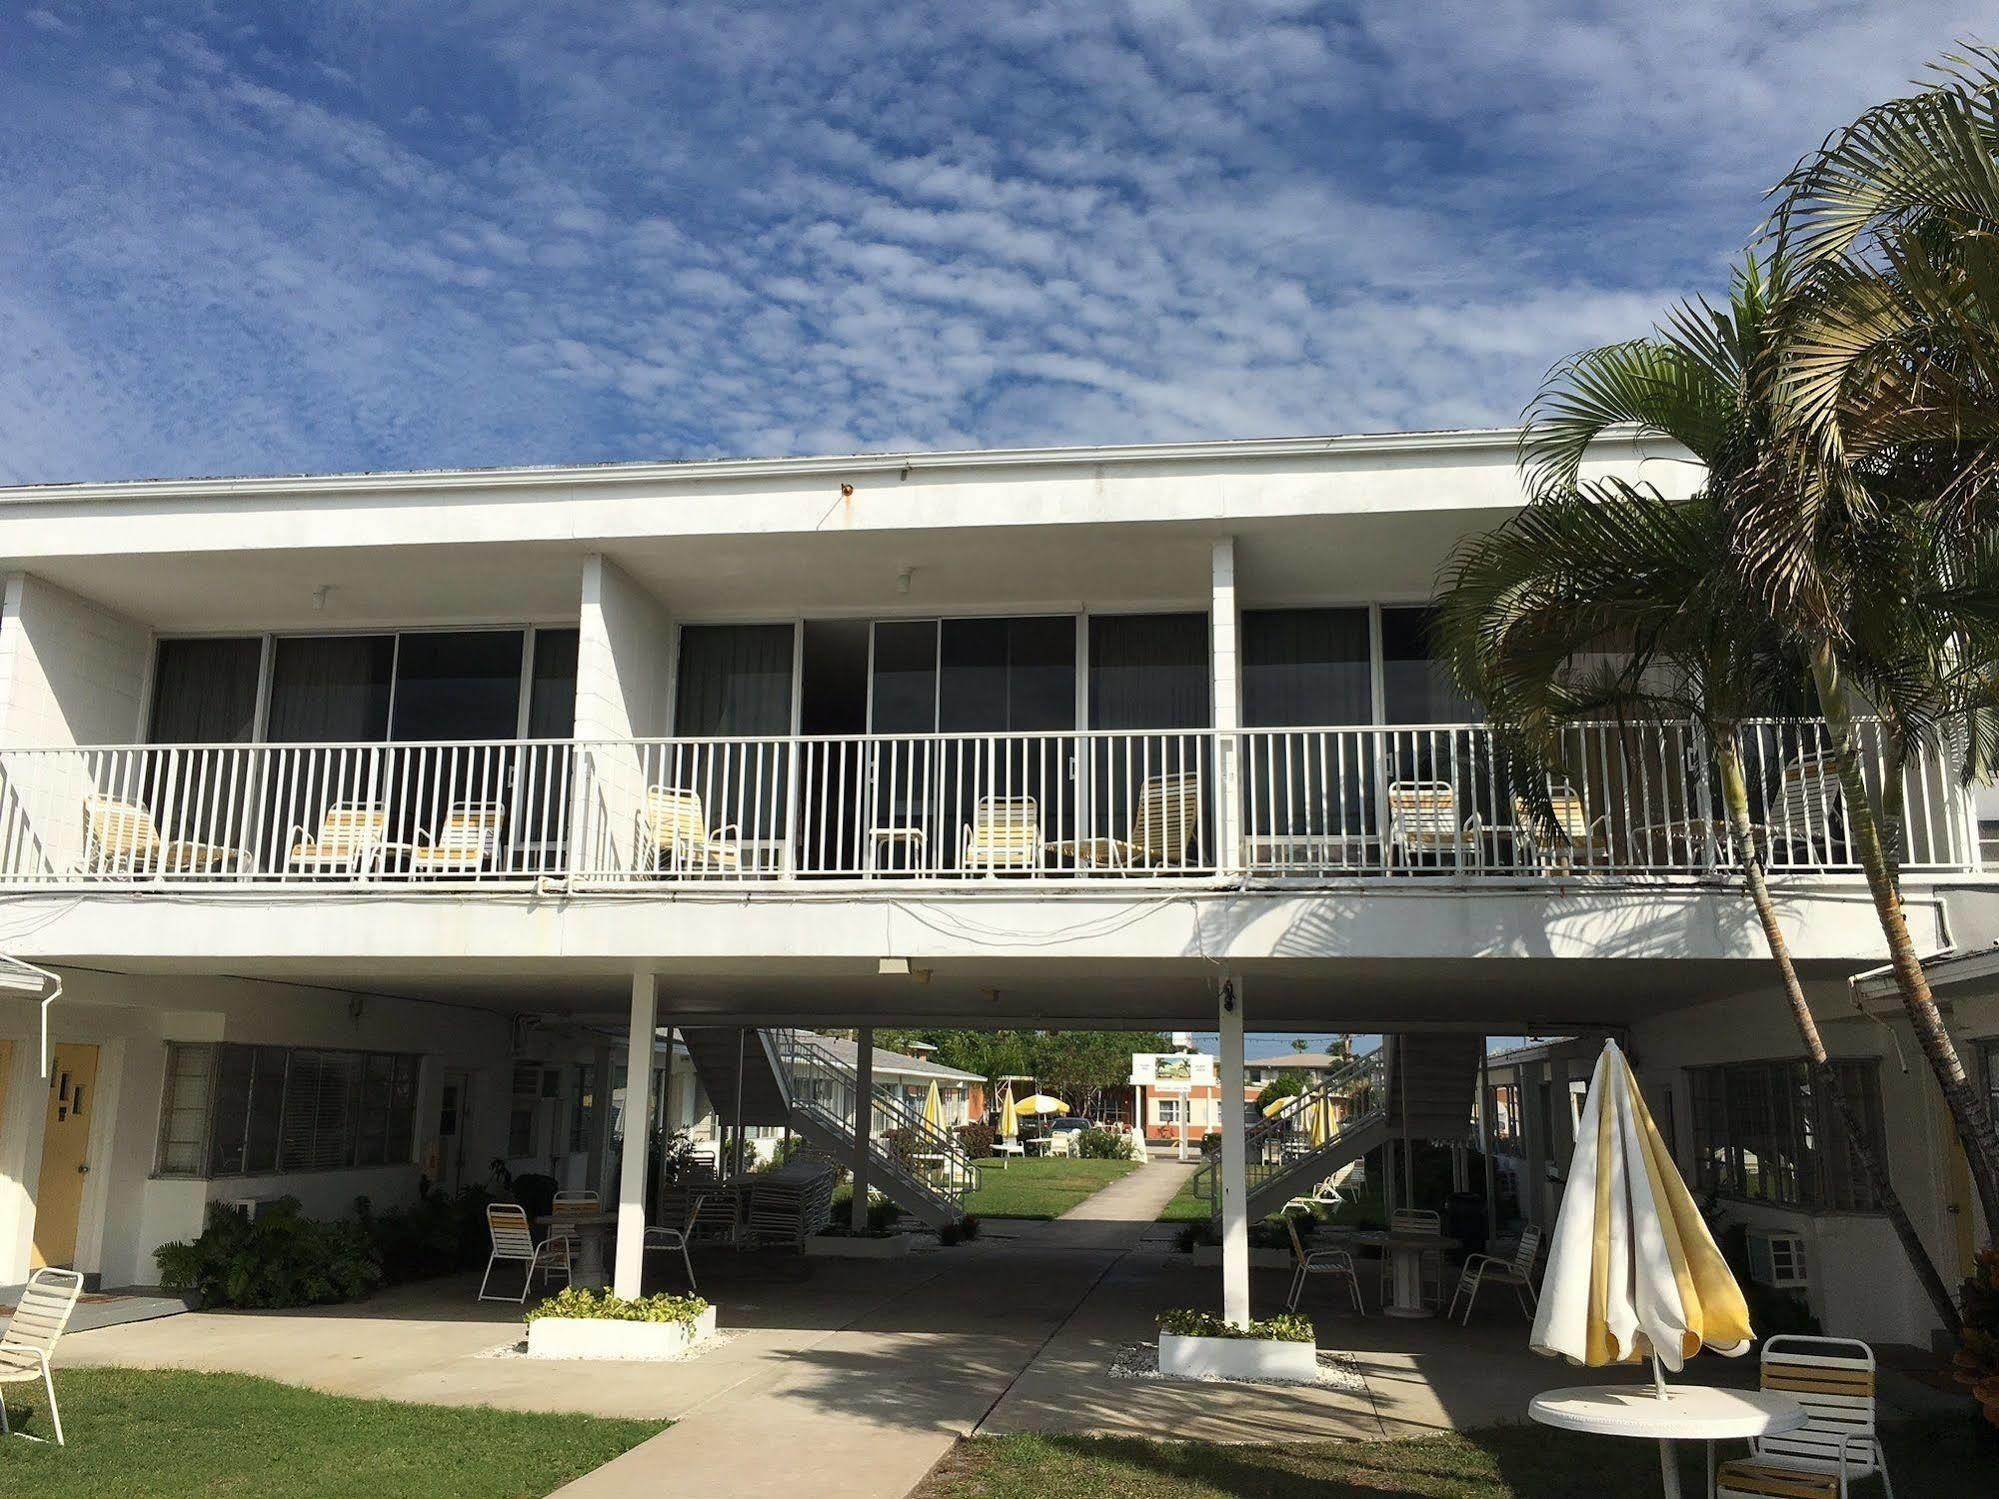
(389, 630, 524, 742)
(1380, 606, 1477, 723)
(1088, 613, 1209, 729)
(1242, 608, 1372, 726)
(527, 628, 580, 738)
(148, 638, 261, 743)
(938, 616, 1075, 732)
(674, 624, 794, 735)
(266, 636, 394, 742)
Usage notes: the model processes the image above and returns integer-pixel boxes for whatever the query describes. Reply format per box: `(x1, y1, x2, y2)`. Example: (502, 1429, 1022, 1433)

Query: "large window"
(1486, 1082, 1522, 1153)
(1089, 613, 1208, 730)
(157, 1042, 420, 1178)
(1380, 605, 1477, 723)
(1686, 1058, 1887, 1212)
(1241, 608, 1372, 727)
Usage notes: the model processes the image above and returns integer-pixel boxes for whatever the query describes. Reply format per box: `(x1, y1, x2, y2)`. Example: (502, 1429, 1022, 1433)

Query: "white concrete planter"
(527, 1306, 717, 1361)
(1190, 1244, 1293, 1270)
(805, 1232, 916, 1259)
(1157, 1331, 1318, 1382)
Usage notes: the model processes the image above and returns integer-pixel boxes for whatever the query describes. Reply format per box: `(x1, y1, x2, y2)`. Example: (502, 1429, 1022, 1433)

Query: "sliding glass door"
(1241, 608, 1375, 862)
(1088, 613, 1211, 868)
(666, 625, 796, 871)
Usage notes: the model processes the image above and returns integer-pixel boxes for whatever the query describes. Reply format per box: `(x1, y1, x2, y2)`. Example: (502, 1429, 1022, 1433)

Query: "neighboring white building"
(0, 426, 1990, 1344)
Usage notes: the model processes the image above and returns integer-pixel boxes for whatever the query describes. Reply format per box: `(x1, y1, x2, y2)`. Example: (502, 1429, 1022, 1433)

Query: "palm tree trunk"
(1812, 650, 1999, 1241)
(1718, 735, 1962, 1335)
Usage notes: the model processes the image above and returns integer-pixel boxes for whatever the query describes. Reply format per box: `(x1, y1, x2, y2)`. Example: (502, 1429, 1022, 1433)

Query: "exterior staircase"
(1194, 1032, 1481, 1223)
(679, 1026, 791, 1127)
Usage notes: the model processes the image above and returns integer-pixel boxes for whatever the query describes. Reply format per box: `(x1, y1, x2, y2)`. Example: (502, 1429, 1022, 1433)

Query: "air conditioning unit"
(1746, 1229, 1809, 1289)
(216, 1196, 273, 1222)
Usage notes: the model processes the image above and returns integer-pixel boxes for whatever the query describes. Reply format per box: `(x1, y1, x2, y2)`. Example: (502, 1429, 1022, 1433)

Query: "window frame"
(1684, 1055, 1887, 1214)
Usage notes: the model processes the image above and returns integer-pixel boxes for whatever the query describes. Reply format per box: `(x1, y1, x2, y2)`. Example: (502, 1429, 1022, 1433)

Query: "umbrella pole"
(1650, 1352, 1668, 1400)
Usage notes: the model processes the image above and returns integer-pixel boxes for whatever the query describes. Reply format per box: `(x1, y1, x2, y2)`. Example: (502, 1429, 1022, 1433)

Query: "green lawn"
(1157, 1171, 1388, 1227)
(963, 1157, 1138, 1219)
(0, 1367, 662, 1499)
(919, 1415, 1989, 1498)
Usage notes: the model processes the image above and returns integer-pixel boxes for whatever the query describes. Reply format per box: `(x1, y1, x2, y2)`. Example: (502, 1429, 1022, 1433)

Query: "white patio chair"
(0, 1267, 85, 1445)
(1283, 1160, 1359, 1215)
(79, 794, 250, 878)
(285, 802, 388, 877)
(1511, 785, 1608, 871)
(547, 1189, 597, 1258)
(643, 1191, 707, 1293)
(478, 1202, 571, 1303)
(1763, 752, 1845, 868)
(1447, 1223, 1541, 1325)
(960, 795, 1043, 874)
(638, 787, 741, 875)
(409, 801, 507, 877)
(1717, 1335, 1894, 1499)
(1381, 1206, 1445, 1310)
(1284, 1212, 1363, 1315)
(1386, 781, 1482, 871)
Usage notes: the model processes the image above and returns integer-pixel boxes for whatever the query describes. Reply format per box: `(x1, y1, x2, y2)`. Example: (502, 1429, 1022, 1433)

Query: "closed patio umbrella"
(997, 1084, 1020, 1139)
(923, 1079, 943, 1131)
(1309, 1092, 1334, 1149)
(1532, 1040, 1751, 1383)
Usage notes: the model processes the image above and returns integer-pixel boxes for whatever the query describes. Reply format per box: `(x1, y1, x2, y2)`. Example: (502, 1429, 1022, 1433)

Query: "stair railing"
(1193, 1048, 1386, 1218)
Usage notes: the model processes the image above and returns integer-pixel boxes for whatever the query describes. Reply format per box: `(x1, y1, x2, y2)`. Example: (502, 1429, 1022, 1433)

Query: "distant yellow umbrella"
(996, 1084, 1020, 1139)
(1261, 1089, 1309, 1119)
(923, 1079, 943, 1131)
(1309, 1093, 1334, 1149)
(1532, 1040, 1751, 1383)
(1014, 1094, 1070, 1117)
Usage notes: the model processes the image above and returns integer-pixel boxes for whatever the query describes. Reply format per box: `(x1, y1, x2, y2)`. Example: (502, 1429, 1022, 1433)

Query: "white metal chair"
(478, 1202, 571, 1303)
(1382, 1206, 1445, 1310)
(285, 802, 388, 877)
(637, 787, 741, 875)
(1716, 1336, 1894, 1499)
(1447, 1223, 1541, 1325)
(1063, 772, 1203, 871)
(961, 795, 1043, 874)
(0, 1267, 85, 1445)
(1284, 1212, 1363, 1315)
(1386, 782, 1482, 871)
(1511, 785, 1608, 871)
(409, 801, 507, 877)
(547, 1189, 597, 1259)
(643, 1192, 707, 1292)
(1763, 752, 1846, 867)
(1283, 1160, 1358, 1215)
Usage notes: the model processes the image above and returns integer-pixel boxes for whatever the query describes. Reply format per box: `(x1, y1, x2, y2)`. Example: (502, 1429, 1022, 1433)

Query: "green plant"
(956, 1121, 996, 1159)
(1954, 1249, 1999, 1428)
(1155, 1308, 1314, 1343)
(1175, 1220, 1210, 1253)
(1076, 1128, 1134, 1160)
(882, 1125, 921, 1169)
(356, 1186, 495, 1284)
(156, 1198, 382, 1309)
(523, 1286, 710, 1325)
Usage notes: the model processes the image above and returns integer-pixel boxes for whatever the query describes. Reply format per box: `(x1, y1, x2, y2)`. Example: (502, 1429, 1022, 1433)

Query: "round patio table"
(534, 1210, 620, 1291)
(1529, 1382, 1806, 1499)
(1342, 1228, 1456, 1318)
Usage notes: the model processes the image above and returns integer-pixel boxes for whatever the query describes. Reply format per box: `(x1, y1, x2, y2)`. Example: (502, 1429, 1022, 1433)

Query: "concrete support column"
(613, 971, 658, 1298)
(586, 1040, 613, 1194)
(1211, 537, 1244, 876)
(1218, 977, 1250, 1326)
(850, 1026, 875, 1232)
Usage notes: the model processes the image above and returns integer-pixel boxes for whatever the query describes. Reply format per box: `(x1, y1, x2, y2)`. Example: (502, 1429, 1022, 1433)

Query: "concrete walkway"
(554, 1158, 1197, 1498)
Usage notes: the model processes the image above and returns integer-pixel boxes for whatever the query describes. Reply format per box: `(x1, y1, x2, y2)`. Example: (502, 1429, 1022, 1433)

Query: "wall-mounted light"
(311, 584, 331, 612)
(879, 957, 911, 976)
(897, 566, 914, 595)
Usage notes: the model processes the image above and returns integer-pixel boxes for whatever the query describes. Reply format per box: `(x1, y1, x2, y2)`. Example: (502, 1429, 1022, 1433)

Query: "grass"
(917, 1415, 1990, 1498)
(0, 1367, 662, 1499)
(1157, 1171, 1388, 1228)
(962, 1156, 1138, 1220)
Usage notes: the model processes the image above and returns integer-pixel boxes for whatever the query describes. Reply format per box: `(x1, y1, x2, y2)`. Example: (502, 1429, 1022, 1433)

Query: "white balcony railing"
(0, 720, 1976, 889)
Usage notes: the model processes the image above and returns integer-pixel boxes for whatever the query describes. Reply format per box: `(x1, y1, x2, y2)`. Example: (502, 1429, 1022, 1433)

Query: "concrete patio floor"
(48, 1161, 1967, 1497)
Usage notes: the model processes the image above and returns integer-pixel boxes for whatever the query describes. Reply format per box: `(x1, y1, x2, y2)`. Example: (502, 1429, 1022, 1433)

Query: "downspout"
(0, 955, 62, 1076)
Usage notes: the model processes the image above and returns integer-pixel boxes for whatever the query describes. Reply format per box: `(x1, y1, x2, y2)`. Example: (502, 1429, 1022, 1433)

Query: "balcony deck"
(0, 720, 1977, 892)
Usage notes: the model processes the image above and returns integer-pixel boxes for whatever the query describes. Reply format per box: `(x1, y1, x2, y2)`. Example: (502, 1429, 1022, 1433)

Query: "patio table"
(1342, 1228, 1456, 1318)
(1529, 1382, 1806, 1499)
(533, 1210, 620, 1290)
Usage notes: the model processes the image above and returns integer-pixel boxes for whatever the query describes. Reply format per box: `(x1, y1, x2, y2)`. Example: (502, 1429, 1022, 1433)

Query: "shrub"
(956, 1121, 996, 1160)
(881, 1126, 921, 1169)
(938, 1214, 982, 1247)
(356, 1186, 496, 1284)
(1953, 1248, 1999, 1428)
(868, 1195, 903, 1233)
(1077, 1128, 1134, 1160)
(525, 1286, 709, 1325)
(1156, 1307, 1314, 1343)
(156, 1197, 382, 1309)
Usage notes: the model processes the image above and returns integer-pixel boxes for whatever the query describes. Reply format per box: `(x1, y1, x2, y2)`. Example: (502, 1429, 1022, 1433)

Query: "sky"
(2, 3, 1989, 485)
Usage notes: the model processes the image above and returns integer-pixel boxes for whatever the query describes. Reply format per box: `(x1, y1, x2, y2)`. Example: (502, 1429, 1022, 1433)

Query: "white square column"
(1218, 976, 1251, 1326)
(613, 971, 658, 1298)
(1211, 537, 1244, 875)
(850, 1027, 875, 1232)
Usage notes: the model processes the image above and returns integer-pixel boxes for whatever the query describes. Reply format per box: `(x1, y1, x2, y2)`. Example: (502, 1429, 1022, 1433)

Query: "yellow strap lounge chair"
(1058, 772, 1202, 872)
(409, 801, 506, 876)
(286, 801, 388, 876)
(960, 795, 1042, 874)
(639, 786, 741, 874)
(1386, 781, 1482, 871)
(1717, 1336, 1892, 1499)
(80, 794, 249, 877)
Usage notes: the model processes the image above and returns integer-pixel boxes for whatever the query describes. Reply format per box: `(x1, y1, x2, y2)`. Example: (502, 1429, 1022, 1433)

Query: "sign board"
(1130, 1052, 1215, 1087)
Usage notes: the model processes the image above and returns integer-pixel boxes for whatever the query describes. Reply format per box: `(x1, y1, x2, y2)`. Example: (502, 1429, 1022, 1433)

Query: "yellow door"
(32, 1043, 100, 1269)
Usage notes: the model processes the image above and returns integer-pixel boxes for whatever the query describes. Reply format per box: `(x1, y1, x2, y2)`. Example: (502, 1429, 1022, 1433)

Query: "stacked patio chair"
(1715, 1336, 1893, 1499)
(478, 1202, 571, 1303)
(0, 1267, 85, 1445)
(1381, 1206, 1446, 1311)
(1446, 1223, 1542, 1325)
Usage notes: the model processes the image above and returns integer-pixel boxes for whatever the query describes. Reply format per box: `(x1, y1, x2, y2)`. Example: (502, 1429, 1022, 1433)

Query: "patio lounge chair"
(79, 794, 250, 877)
(1284, 1211, 1363, 1315)
(0, 1267, 85, 1445)
(1447, 1223, 1541, 1325)
(960, 795, 1042, 874)
(1056, 771, 1202, 871)
(478, 1202, 571, 1303)
(643, 1191, 707, 1293)
(1284, 1159, 1359, 1215)
(1511, 785, 1608, 871)
(1386, 782, 1482, 871)
(638, 787, 741, 875)
(285, 802, 387, 877)
(1763, 752, 1845, 867)
(409, 801, 506, 877)
(1716, 1335, 1892, 1499)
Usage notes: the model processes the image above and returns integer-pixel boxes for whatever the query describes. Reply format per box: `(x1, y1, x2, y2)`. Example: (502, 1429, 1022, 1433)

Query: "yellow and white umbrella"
(923, 1079, 944, 1131)
(1014, 1093, 1070, 1117)
(1260, 1090, 1303, 1119)
(996, 1083, 1020, 1139)
(1308, 1092, 1335, 1149)
(1532, 1040, 1751, 1382)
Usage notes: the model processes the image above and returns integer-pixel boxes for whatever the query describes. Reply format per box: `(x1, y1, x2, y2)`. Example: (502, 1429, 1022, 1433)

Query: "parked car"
(1048, 1116, 1098, 1136)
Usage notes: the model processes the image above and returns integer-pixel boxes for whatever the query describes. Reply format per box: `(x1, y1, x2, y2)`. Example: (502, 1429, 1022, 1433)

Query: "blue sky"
(2, 3, 1986, 484)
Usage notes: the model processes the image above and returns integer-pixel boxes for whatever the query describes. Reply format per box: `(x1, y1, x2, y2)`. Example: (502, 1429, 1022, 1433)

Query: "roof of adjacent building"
(799, 1031, 984, 1083)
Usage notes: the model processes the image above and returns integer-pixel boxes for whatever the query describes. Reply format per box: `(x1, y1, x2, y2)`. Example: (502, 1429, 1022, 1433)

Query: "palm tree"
(1437, 466, 1962, 1332)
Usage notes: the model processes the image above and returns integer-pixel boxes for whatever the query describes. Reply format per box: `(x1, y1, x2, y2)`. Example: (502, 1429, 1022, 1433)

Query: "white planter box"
(1157, 1331, 1318, 1382)
(527, 1306, 717, 1361)
(806, 1232, 916, 1259)
(1190, 1245, 1293, 1269)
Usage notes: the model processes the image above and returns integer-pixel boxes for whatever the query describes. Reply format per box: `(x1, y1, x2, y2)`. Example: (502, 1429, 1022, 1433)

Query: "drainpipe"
(0, 956, 62, 1077)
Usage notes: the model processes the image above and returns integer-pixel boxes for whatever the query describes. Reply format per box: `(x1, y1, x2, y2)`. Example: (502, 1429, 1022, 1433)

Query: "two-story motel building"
(1, 427, 1994, 1346)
